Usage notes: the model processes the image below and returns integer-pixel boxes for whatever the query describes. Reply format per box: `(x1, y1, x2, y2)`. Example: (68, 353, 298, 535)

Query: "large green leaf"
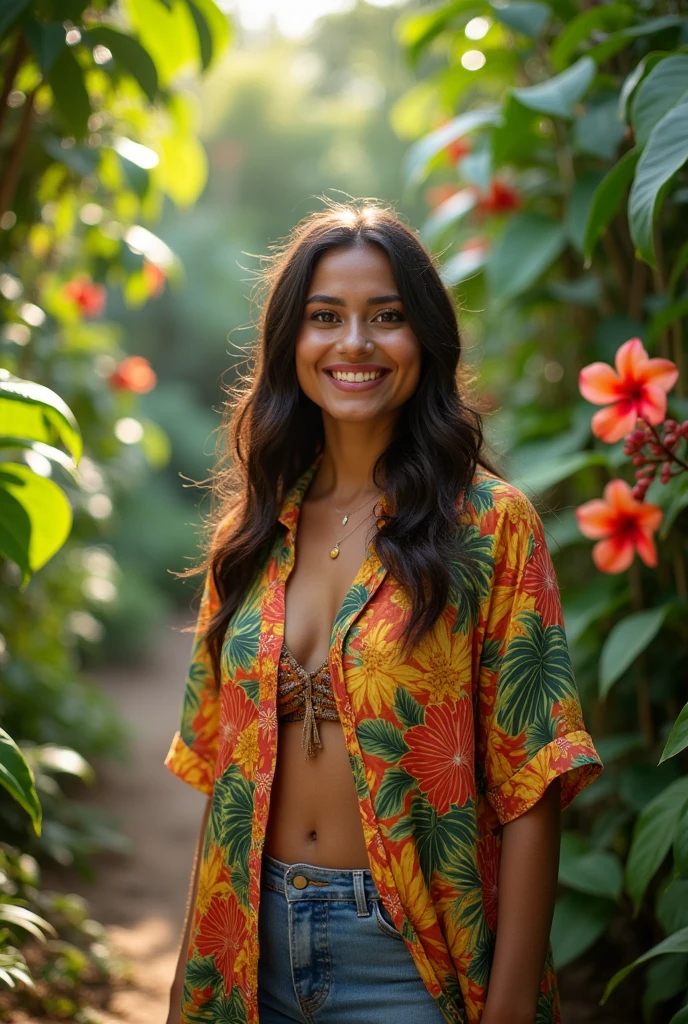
(124, 0, 212, 85)
(485, 212, 567, 302)
(421, 188, 478, 244)
(660, 702, 688, 764)
(582, 148, 639, 262)
(618, 51, 671, 123)
(586, 15, 686, 67)
(0, 373, 82, 462)
(558, 848, 624, 901)
(23, 20, 66, 74)
(184, 0, 231, 70)
(0, 727, 41, 836)
(396, 0, 482, 68)
(631, 54, 688, 148)
(490, 2, 550, 38)
(573, 95, 626, 161)
(357, 719, 409, 763)
(599, 604, 674, 698)
(517, 451, 608, 496)
(511, 57, 596, 119)
(48, 46, 91, 139)
(0, 463, 72, 579)
(668, 1010, 688, 1024)
(628, 99, 688, 268)
(626, 777, 688, 910)
(440, 243, 488, 287)
(601, 926, 688, 1004)
(566, 170, 606, 253)
(549, 3, 634, 71)
(0, 0, 29, 38)
(675, 798, 688, 877)
(550, 891, 615, 968)
(403, 107, 503, 187)
(87, 26, 159, 102)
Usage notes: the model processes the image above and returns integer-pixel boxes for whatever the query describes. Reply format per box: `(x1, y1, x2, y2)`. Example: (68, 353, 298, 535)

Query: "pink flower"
(579, 338, 678, 444)
(576, 479, 663, 573)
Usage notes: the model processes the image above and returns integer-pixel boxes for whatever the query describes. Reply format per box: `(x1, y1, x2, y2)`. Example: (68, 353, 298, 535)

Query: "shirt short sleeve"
(476, 488, 603, 826)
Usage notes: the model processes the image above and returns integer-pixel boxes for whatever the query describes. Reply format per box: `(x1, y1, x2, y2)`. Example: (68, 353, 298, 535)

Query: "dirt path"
(34, 611, 637, 1024)
(40, 608, 204, 1024)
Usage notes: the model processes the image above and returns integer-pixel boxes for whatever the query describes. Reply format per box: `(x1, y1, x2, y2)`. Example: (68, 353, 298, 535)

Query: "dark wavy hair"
(179, 199, 504, 684)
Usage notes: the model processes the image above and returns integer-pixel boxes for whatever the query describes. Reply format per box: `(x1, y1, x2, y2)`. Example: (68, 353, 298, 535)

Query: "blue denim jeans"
(257, 853, 448, 1023)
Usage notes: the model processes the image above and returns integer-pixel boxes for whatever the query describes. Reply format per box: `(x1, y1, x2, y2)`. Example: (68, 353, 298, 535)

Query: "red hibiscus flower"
(216, 681, 256, 776)
(579, 338, 678, 444)
(63, 275, 106, 317)
(108, 355, 157, 393)
(400, 700, 474, 815)
(195, 892, 246, 981)
(521, 542, 562, 626)
(576, 478, 662, 573)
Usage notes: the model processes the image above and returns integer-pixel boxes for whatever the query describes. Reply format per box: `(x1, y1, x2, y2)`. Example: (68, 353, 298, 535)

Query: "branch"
(0, 32, 28, 139)
(0, 87, 35, 219)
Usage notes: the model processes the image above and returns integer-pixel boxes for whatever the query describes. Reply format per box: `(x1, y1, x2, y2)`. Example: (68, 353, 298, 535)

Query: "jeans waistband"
(261, 852, 381, 906)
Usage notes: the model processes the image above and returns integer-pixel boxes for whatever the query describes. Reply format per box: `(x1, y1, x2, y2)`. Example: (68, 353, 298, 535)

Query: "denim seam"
(293, 901, 332, 1019)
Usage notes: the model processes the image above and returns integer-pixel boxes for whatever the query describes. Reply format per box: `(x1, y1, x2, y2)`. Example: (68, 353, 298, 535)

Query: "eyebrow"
(305, 293, 402, 306)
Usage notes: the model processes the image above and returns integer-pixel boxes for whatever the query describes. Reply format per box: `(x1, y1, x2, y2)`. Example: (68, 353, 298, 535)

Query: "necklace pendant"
(329, 544, 340, 559)
(341, 515, 348, 526)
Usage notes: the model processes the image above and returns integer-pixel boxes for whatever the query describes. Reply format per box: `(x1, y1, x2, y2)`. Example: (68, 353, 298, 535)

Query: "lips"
(322, 365, 391, 392)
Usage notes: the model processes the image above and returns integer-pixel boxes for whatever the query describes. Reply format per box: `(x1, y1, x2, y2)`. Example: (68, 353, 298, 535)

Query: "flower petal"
(615, 338, 647, 380)
(592, 536, 635, 574)
(637, 383, 668, 425)
(591, 402, 637, 443)
(603, 478, 637, 514)
(635, 501, 663, 532)
(634, 529, 658, 567)
(637, 357, 679, 393)
(579, 363, 622, 404)
(576, 499, 617, 539)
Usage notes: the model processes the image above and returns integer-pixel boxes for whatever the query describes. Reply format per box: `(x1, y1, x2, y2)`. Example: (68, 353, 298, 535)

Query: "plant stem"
(628, 560, 654, 750)
(628, 259, 647, 321)
(673, 536, 687, 601)
(0, 32, 27, 139)
(0, 88, 35, 219)
(647, 423, 688, 471)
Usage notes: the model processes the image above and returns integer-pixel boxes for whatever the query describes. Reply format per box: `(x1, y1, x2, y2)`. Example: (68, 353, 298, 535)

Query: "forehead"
(310, 243, 397, 291)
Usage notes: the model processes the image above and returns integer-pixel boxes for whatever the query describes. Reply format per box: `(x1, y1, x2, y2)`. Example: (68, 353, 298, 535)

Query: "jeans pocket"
(373, 898, 404, 940)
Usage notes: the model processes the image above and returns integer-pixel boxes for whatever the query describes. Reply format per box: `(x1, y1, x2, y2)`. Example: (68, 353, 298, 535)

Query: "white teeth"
(331, 369, 384, 382)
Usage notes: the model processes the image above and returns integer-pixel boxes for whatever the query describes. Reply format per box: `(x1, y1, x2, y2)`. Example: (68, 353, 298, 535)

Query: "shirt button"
(292, 874, 308, 889)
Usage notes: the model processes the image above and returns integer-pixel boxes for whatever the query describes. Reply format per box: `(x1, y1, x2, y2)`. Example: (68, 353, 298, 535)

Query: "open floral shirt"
(165, 452, 603, 1024)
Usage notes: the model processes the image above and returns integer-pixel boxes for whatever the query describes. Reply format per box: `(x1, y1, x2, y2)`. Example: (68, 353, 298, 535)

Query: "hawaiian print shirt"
(165, 452, 603, 1024)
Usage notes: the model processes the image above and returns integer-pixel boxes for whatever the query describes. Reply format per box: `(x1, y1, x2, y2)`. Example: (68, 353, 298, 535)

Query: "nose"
(336, 318, 373, 355)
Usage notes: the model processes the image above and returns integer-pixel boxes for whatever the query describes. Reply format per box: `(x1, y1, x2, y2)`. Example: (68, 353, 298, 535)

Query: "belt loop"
(353, 870, 369, 916)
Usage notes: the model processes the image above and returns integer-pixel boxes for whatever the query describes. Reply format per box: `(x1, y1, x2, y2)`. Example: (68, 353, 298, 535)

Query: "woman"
(164, 201, 603, 1024)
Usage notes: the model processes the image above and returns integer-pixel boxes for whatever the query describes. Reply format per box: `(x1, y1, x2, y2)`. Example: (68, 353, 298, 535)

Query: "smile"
(323, 367, 391, 391)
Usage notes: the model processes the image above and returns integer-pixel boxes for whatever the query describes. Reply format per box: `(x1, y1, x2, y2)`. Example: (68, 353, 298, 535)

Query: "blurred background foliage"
(1, 0, 688, 1019)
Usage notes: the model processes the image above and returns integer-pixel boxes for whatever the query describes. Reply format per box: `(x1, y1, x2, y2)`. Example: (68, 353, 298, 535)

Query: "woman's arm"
(166, 794, 213, 1024)
(481, 776, 561, 1024)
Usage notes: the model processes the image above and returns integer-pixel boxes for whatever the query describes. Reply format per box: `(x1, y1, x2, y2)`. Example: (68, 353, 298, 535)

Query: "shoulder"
(458, 467, 544, 534)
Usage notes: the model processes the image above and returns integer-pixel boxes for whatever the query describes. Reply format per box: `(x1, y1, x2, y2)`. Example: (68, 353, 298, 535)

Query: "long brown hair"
(179, 198, 503, 682)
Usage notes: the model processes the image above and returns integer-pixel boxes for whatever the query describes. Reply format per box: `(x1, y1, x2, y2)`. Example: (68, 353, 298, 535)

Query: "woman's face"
(295, 243, 422, 426)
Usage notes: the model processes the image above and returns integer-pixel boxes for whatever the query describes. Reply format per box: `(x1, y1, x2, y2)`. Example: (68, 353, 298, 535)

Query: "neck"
(312, 412, 395, 504)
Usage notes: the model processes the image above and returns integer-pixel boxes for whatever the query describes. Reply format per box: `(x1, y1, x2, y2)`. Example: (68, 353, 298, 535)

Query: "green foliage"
(398, 0, 688, 1009)
(0, 0, 230, 1007)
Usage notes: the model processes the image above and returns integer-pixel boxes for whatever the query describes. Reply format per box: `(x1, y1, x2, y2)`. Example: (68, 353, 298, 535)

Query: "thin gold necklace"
(329, 489, 379, 526)
(329, 510, 376, 559)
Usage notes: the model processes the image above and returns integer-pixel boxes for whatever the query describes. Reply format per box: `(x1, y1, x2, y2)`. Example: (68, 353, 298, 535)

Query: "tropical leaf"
(511, 57, 596, 118)
(221, 602, 261, 676)
(442, 845, 487, 949)
(601, 926, 688, 1004)
(626, 777, 688, 910)
(450, 526, 495, 633)
(333, 583, 369, 635)
(357, 719, 409, 763)
(392, 687, 425, 729)
(660, 701, 688, 763)
(374, 767, 416, 819)
(0, 727, 42, 836)
(212, 765, 253, 905)
(466, 931, 495, 987)
(396, 793, 476, 887)
(551, 891, 615, 968)
(239, 679, 259, 707)
(184, 955, 224, 994)
(599, 604, 674, 698)
(496, 613, 576, 736)
(0, 372, 82, 462)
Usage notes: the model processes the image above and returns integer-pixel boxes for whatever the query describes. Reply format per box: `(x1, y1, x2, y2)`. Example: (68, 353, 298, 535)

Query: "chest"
(282, 500, 379, 673)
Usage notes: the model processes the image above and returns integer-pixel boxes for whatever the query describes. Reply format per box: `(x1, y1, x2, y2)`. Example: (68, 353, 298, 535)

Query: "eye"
(311, 310, 339, 323)
(374, 309, 404, 322)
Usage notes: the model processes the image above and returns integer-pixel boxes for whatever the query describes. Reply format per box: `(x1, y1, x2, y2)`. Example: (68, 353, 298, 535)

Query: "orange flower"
(143, 260, 167, 298)
(579, 338, 678, 444)
(476, 179, 521, 213)
(63, 275, 106, 317)
(436, 118, 472, 165)
(576, 479, 662, 573)
(108, 355, 157, 393)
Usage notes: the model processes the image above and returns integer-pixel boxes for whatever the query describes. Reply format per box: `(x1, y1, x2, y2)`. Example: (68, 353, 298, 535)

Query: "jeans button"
(292, 874, 308, 889)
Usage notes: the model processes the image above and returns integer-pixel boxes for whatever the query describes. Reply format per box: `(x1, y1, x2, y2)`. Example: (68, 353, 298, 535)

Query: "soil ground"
(21, 610, 643, 1024)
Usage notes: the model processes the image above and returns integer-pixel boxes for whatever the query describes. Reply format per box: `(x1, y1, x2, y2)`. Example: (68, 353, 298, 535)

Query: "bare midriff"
(262, 494, 374, 870)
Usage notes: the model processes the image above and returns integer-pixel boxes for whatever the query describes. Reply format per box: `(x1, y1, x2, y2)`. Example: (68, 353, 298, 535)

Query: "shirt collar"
(277, 450, 391, 532)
